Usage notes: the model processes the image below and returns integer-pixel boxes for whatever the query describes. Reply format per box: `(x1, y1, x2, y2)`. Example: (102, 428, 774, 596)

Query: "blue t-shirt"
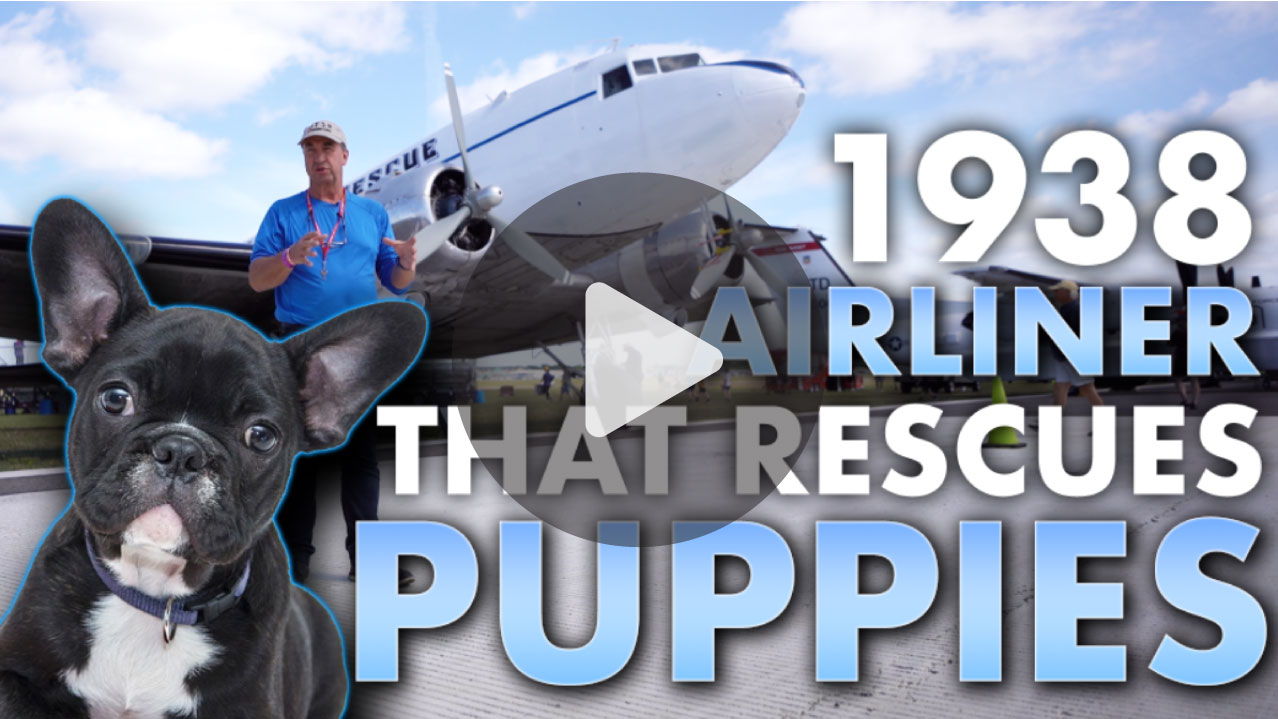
(252, 190, 407, 327)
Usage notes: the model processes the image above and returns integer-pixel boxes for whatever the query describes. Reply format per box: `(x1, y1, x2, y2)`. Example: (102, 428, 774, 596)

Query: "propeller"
(412, 64, 582, 285)
(689, 245, 736, 300)
(688, 194, 792, 305)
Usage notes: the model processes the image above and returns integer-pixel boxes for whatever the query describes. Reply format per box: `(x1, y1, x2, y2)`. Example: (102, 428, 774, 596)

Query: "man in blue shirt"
(250, 120, 417, 586)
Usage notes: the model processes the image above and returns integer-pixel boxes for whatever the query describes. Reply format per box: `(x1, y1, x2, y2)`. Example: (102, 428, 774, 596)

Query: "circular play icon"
(443, 173, 821, 547)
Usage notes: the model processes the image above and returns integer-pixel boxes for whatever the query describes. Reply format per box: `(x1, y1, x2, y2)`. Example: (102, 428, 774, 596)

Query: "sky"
(0, 1, 1276, 314)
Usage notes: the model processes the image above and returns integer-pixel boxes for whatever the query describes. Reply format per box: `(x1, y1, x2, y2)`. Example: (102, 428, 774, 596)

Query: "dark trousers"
(278, 414, 381, 566)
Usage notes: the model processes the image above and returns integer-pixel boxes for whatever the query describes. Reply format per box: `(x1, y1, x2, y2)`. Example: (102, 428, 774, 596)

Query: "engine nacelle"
(378, 166, 495, 257)
(372, 166, 496, 304)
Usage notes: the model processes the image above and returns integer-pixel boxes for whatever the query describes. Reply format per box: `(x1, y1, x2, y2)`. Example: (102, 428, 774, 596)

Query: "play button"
(584, 282, 724, 437)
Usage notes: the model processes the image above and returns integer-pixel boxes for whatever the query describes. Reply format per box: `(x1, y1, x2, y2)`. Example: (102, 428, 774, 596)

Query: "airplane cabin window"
(602, 65, 633, 98)
(633, 58, 657, 76)
(657, 53, 703, 73)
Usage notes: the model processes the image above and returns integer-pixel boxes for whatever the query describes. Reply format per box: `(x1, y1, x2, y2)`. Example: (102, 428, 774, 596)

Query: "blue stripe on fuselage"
(441, 89, 599, 163)
(709, 60, 805, 89)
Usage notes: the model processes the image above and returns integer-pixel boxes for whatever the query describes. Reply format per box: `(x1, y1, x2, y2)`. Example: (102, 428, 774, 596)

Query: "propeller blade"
(721, 191, 735, 227)
(489, 214, 583, 285)
(690, 246, 736, 300)
(740, 242, 794, 307)
(443, 64, 474, 193)
(411, 206, 472, 253)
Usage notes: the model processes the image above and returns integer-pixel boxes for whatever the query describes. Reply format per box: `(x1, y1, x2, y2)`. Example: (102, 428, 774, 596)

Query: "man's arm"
(371, 204, 416, 292)
(384, 236, 417, 290)
(248, 233, 324, 292)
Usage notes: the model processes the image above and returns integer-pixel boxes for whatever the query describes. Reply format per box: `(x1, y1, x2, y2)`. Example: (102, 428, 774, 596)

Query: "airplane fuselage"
(349, 45, 805, 251)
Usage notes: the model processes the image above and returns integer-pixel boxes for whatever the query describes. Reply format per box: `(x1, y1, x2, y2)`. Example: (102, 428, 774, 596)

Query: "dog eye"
(245, 425, 278, 453)
(98, 386, 134, 416)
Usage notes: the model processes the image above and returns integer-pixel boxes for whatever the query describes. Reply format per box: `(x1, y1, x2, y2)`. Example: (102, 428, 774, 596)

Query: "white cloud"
(70, 4, 408, 113)
(774, 2, 1096, 96)
(1256, 189, 1278, 239)
(729, 145, 839, 208)
(1210, 3, 1278, 32)
(1115, 91, 1211, 140)
(0, 10, 231, 178)
(255, 106, 295, 127)
(1115, 77, 1278, 143)
(1083, 38, 1160, 83)
(513, 3, 538, 21)
(0, 5, 407, 180)
(431, 49, 599, 123)
(0, 8, 79, 95)
(0, 89, 229, 179)
(1210, 78, 1278, 128)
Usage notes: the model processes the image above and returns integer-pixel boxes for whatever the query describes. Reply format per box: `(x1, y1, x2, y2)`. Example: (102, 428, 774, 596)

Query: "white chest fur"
(63, 595, 221, 719)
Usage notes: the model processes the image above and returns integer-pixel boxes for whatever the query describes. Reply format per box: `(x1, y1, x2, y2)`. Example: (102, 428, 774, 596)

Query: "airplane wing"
(459, 223, 658, 296)
(1, 224, 275, 344)
(951, 265, 1065, 291)
(0, 220, 648, 362)
(418, 223, 660, 357)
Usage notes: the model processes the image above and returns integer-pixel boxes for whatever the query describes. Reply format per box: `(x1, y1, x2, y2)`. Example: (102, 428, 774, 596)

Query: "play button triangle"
(584, 282, 724, 437)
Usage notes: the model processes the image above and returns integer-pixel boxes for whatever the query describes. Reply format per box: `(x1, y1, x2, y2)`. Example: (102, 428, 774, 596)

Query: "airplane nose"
(731, 61, 806, 140)
(731, 60, 805, 92)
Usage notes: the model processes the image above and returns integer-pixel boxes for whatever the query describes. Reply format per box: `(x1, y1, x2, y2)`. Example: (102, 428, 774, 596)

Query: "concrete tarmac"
(3, 385, 1277, 718)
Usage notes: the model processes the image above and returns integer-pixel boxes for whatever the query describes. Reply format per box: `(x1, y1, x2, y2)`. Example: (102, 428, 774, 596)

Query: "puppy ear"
(30, 198, 152, 380)
(283, 302, 428, 451)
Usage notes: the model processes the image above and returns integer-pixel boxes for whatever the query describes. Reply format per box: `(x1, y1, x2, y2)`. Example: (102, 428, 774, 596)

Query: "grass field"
(0, 414, 67, 471)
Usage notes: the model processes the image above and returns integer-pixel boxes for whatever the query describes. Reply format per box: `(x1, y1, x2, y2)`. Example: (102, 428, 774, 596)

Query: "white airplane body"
(334, 46, 804, 310)
(0, 44, 814, 371)
(358, 50, 800, 233)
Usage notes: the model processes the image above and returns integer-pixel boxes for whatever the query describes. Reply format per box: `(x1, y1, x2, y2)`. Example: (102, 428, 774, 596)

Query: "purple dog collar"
(84, 530, 251, 643)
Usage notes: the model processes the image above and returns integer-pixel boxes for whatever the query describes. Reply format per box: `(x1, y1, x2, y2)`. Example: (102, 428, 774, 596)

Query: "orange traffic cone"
(983, 376, 1026, 449)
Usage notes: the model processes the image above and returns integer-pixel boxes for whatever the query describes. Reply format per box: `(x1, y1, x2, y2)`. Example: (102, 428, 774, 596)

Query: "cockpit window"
(602, 65, 633, 98)
(633, 58, 657, 76)
(657, 53, 703, 72)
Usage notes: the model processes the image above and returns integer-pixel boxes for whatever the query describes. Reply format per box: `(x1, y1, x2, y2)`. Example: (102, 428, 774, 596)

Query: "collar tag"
(162, 597, 177, 644)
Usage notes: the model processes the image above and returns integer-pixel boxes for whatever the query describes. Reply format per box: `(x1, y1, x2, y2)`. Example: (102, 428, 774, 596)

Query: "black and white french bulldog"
(0, 198, 427, 718)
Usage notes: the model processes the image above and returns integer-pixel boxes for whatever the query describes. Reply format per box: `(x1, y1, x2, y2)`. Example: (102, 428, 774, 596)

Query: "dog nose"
(151, 435, 208, 482)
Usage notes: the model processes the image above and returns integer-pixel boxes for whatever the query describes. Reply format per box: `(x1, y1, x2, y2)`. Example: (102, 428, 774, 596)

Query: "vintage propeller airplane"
(0, 44, 841, 397)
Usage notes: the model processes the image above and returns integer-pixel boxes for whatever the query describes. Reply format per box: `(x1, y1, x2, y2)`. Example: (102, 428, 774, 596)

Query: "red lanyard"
(305, 190, 346, 263)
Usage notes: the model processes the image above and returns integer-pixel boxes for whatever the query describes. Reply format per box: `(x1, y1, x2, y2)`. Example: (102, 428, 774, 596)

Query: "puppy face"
(30, 198, 427, 571)
(66, 309, 303, 565)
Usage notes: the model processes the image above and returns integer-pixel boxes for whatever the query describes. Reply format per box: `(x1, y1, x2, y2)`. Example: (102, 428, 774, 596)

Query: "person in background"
(540, 366, 555, 399)
(1171, 305, 1201, 410)
(248, 120, 417, 587)
(1047, 279, 1105, 411)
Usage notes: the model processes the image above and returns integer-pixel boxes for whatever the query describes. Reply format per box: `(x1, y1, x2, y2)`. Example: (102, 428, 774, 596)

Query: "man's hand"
(250, 231, 323, 292)
(289, 232, 324, 267)
(383, 236, 417, 270)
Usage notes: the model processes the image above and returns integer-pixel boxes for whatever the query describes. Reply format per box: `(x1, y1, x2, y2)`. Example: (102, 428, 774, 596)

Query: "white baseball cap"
(299, 120, 347, 146)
